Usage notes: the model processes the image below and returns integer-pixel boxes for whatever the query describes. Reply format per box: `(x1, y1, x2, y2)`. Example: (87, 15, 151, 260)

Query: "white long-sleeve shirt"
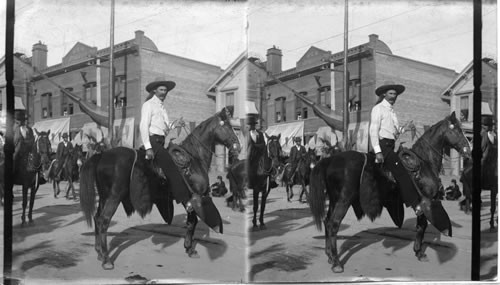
(140, 95, 170, 149)
(369, 99, 401, 153)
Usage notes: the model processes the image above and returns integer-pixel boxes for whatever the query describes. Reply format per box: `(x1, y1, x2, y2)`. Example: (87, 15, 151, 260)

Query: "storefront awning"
(32, 117, 71, 152)
(265, 121, 304, 155)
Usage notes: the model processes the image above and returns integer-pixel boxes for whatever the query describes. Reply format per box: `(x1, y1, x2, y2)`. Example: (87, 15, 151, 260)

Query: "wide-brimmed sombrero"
(375, 81, 405, 96)
(146, 77, 176, 93)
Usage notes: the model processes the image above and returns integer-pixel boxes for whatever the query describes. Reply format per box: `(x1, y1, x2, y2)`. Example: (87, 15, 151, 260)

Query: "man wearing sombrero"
(139, 77, 221, 230)
(369, 81, 429, 216)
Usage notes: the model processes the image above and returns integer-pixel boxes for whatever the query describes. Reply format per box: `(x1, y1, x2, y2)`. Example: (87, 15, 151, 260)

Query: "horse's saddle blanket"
(140, 143, 192, 182)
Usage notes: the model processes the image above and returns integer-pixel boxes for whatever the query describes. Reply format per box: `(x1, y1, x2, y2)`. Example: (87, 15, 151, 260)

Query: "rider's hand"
(375, 152, 384, 164)
(145, 148, 155, 160)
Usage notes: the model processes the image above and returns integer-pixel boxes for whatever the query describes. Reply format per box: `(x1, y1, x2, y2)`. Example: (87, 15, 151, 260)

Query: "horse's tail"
(79, 153, 102, 227)
(309, 159, 328, 231)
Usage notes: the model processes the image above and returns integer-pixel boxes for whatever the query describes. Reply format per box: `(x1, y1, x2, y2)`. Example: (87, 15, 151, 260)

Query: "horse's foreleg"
(95, 197, 120, 270)
(27, 182, 39, 224)
(299, 179, 307, 203)
(259, 184, 269, 230)
(414, 215, 428, 261)
(184, 211, 199, 258)
(288, 183, 294, 201)
(323, 202, 333, 264)
(326, 199, 350, 273)
(490, 189, 497, 231)
(252, 189, 259, 230)
(21, 186, 28, 225)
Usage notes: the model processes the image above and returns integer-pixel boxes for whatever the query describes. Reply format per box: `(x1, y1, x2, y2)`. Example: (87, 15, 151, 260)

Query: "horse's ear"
(277, 133, 281, 140)
(450, 111, 456, 120)
(34, 128, 40, 136)
(265, 132, 270, 139)
(47, 129, 50, 135)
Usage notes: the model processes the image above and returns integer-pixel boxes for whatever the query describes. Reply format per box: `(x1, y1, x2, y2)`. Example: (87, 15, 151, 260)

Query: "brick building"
(441, 58, 497, 175)
(262, 34, 458, 156)
(28, 31, 222, 150)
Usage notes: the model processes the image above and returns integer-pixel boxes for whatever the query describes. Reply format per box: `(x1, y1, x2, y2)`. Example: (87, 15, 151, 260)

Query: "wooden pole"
(108, 0, 115, 146)
(343, 0, 349, 150)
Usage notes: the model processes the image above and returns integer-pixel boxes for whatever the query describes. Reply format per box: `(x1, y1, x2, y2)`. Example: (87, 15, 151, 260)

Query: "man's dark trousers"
(150, 134, 191, 203)
(379, 138, 420, 208)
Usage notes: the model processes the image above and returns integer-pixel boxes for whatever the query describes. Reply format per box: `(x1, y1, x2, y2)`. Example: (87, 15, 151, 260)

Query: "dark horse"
(48, 144, 85, 199)
(3, 125, 43, 225)
(281, 147, 318, 203)
(309, 112, 471, 273)
(249, 134, 282, 230)
(226, 158, 247, 212)
(460, 149, 497, 231)
(79, 107, 240, 269)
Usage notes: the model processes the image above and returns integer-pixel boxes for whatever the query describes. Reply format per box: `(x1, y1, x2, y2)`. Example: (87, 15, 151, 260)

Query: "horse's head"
(265, 133, 282, 167)
(34, 128, 52, 168)
(442, 111, 472, 160)
(213, 107, 240, 158)
(305, 147, 318, 169)
(72, 144, 85, 168)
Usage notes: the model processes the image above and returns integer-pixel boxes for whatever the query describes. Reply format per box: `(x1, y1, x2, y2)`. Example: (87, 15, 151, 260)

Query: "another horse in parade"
(280, 147, 318, 203)
(47, 144, 85, 199)
(248, 133, 282, 230)
(34, 129, 53, 181)
(309, 112, 471, 273)
(79, 107, 240, 269)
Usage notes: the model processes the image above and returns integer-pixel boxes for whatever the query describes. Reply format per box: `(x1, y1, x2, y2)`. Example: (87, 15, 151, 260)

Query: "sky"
(0, 0, 497, 73)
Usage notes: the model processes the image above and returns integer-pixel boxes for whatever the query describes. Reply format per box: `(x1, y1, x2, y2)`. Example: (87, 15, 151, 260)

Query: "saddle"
(141, 142, 193, 186)
(397, 147, 422, 181)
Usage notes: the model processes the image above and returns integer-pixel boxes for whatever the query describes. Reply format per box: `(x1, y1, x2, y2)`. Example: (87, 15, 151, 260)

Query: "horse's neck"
(181, 133, 214, 171)
(412, 133, 444, 173)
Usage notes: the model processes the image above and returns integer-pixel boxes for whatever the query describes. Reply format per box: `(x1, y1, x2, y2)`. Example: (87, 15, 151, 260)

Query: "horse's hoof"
(29, 220, 34, 225)
(416, 253, 428, 262)
(252, 225, 260, 232)
(187, 250, 200, 259)
(260, 224, 267, 230)
(331, 265, 344, 273)
(102, 261, 114, 270)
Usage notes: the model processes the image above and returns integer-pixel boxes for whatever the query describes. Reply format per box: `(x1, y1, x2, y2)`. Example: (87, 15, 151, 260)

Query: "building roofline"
(376, 50, 458, 73)
(206, 51, 247, 93)
(142, 47, 222, 71)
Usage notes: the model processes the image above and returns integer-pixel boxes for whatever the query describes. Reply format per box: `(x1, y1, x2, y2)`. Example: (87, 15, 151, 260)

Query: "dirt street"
(248, 184, 497, 282)
(7, 174, 247, 284)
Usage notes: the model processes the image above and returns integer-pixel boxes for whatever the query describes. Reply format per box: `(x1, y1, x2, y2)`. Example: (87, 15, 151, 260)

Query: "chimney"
(266, 46, 282, 74)
(369, 34, 379, 44)
(135, 30, 145, 46)
(32, 41, 48, 69)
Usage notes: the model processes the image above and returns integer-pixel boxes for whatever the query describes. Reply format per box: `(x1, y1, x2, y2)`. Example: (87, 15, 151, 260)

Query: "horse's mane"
(412, 115, 448, 151)
(180, 112, 221, 155)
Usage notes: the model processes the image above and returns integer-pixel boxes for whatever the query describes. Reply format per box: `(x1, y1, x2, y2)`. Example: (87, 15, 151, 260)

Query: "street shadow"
(106, 215, 228, 266)
(12, 202, 83, 244)
(11, 239, 87, 279)
(480, 253, 498, 281)
(481, 228, 498, 249)
(249, 208, 345, 246)
(336, 221, 458, 268)
(248, 243, 314, 281)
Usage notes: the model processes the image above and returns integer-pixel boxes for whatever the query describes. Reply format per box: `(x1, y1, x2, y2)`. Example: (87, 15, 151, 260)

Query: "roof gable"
(296, 46, 330, 71)
(62, 42, 98, 66)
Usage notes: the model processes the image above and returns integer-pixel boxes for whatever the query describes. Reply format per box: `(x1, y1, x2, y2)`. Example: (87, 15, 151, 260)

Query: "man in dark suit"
(55, 132, 73, 178)
(247, 114, 266, 189)
(481, 114, 497, 190)
(289, 136, 306, 183)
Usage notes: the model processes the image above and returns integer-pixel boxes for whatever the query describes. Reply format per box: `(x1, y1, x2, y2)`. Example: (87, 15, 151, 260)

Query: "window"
(225, 92, 234, 109)
(275, 97, 286, 123)
(295, 97, 302, 120)
(302, 107, 308, 119)
(61, 88, 74, 116)
(114, 75, 127, 108)
(84, 82, 97, 105)
(318, 86, 331, 108)
(41, 92, 53, 118)
(460, 95, 469, 121)
(349, 79, 361, 112)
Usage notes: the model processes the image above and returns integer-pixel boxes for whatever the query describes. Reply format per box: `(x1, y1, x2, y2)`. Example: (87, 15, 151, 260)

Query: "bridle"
(411, 119, 471, 161)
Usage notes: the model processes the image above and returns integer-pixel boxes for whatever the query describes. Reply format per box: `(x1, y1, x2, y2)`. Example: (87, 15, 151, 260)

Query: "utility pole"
(108, 0, 115, 146)
(343, 0, 350, 150)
